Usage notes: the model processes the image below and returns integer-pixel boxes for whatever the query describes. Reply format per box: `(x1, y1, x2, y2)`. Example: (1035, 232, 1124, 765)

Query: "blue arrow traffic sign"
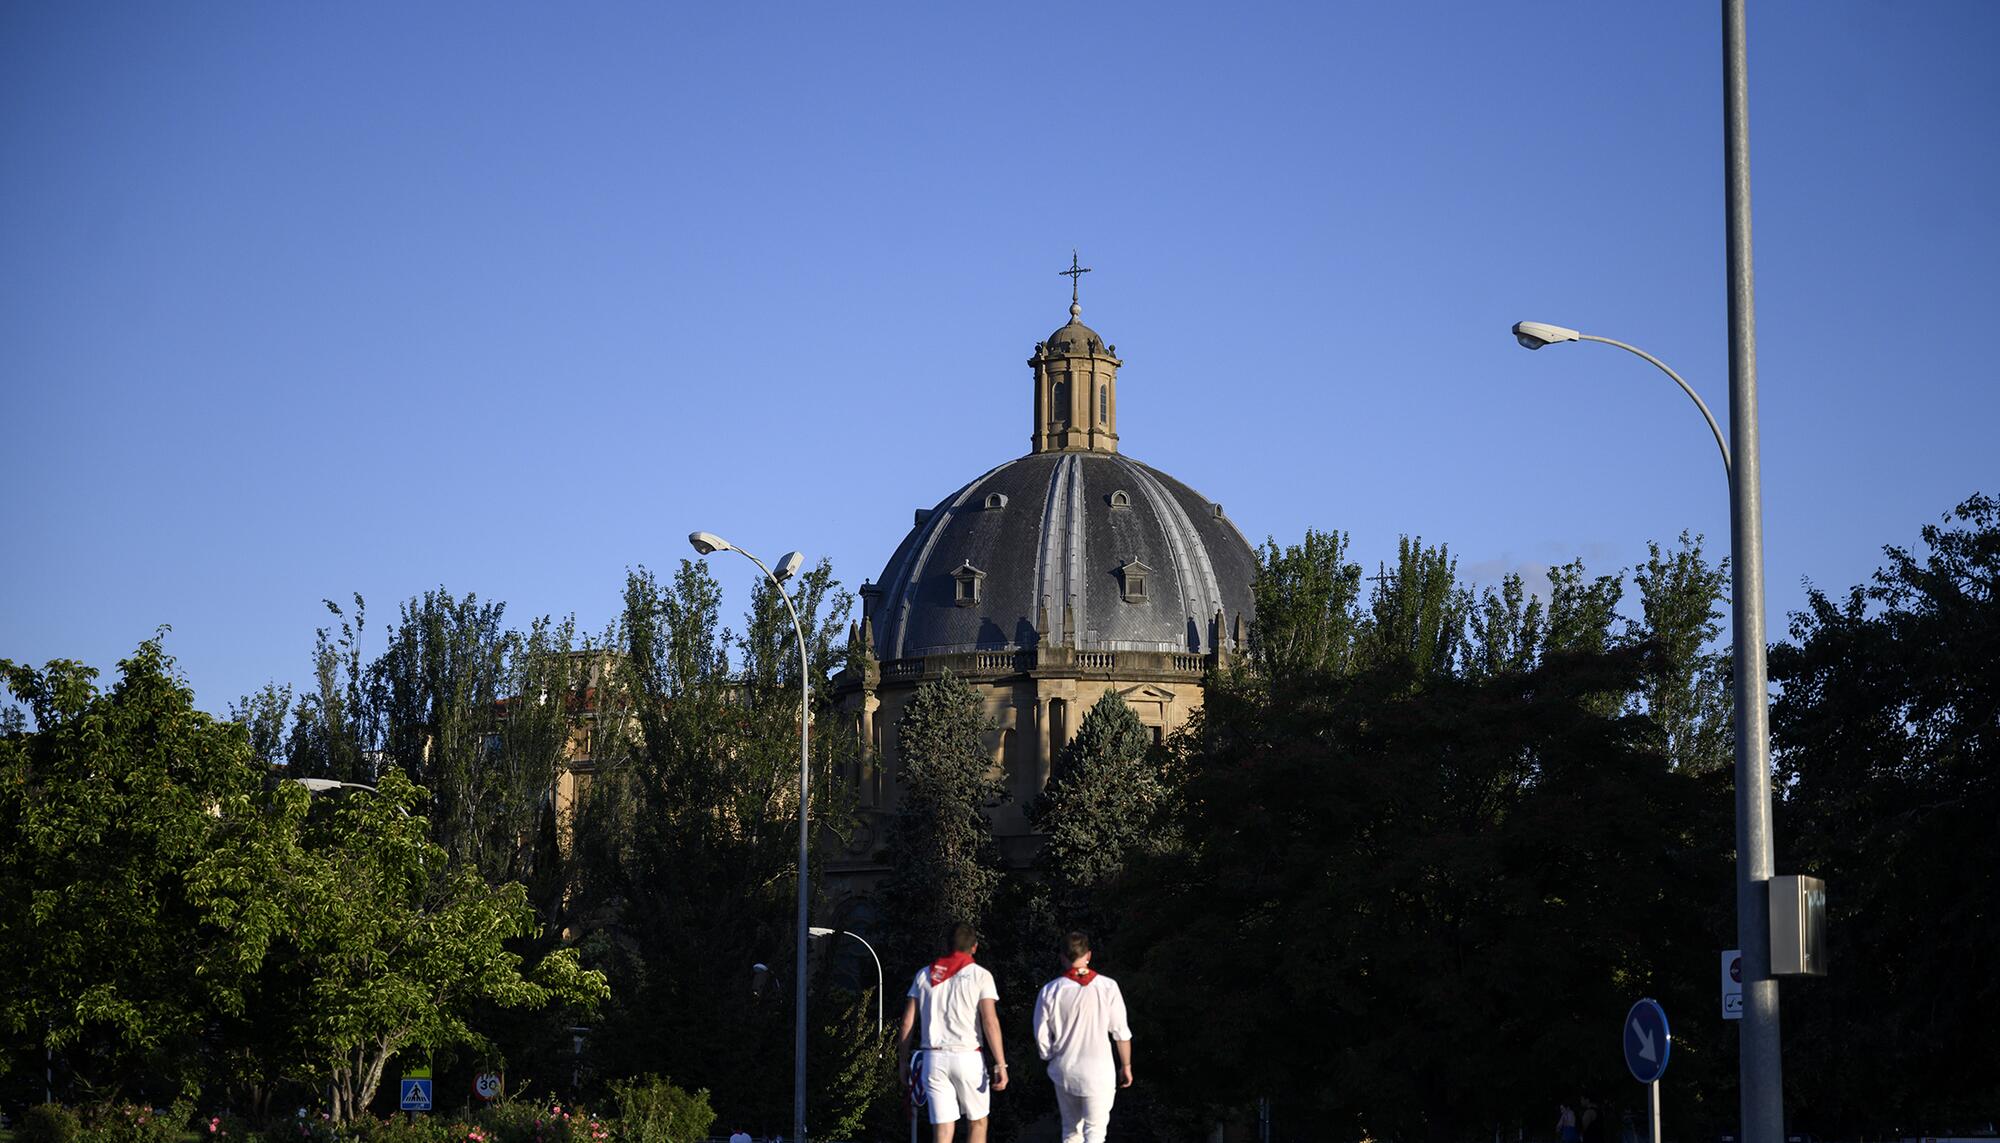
(1623, 998, 1671, 1084)
(400, 1079, 433, 1112)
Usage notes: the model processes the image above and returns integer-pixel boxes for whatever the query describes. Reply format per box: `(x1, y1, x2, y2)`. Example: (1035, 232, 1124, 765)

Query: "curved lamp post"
(689, 531, 811, 1143)
(809, 927, 885, 1033)
(1511, 319, 1783, 1143)
(1511, 322, 1731, 480)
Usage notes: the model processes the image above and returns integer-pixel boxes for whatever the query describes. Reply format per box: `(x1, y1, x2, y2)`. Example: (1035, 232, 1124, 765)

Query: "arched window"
(1051, 375, 1069, 428)
(1099, 384, 1108, 423)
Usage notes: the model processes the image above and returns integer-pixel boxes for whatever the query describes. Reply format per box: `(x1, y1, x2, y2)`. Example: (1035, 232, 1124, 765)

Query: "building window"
(1099, 384, 1108, 423)
(1118, 559, 1152, 604)
(1051, 376, 1069, 428)
(1109, 489, 1131, 510)
(984, 492, 1008, 510)
(952, 560, 986, 607)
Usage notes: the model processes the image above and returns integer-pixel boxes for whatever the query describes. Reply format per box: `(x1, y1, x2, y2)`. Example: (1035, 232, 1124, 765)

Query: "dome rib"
(1114, 454, 1224, 630)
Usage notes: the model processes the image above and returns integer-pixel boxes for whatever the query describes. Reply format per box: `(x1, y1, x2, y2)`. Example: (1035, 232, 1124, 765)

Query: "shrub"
(200, 1112, 257, 1143)
(475, 1099, 604, 1143)
(606, 1076, 714, 1143)
(78, 1101, 190, 1143)
(19, 1104, 83, 1143)
(345, 1115, 461, 1143)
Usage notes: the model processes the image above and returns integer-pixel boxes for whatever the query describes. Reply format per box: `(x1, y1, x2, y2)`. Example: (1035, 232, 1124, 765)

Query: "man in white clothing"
(898, 923, 1010, 1143)
(1033, 931, 1133, 1143)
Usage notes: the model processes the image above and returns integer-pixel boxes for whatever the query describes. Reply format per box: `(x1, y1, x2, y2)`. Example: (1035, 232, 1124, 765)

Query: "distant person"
(898, 923, 1009, 1143)
(1032, 931, 1134, 1143)
(1558, 1102, 1579, 1143)
(728, 1131, 750, 1143)
(1580, 1098, 1602, 1143)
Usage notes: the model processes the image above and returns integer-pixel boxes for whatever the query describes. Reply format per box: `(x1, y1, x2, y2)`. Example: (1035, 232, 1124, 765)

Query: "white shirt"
(728, 1134, 750, 1143)
(906, 961, 998, 1051)
(1033, 972, 1133, 1096)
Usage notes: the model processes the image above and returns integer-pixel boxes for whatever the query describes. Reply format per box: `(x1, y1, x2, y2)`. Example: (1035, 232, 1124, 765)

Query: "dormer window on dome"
(951, 560, 986, 607)
(984, 492, 1008, 510)
(1109, 489, 1131, 510)
(1117, 559, 1152, 604)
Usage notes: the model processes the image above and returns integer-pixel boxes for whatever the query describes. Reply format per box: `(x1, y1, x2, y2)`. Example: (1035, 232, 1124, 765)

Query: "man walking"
(898, 923, 1009, 1143)
(1033, 932, 1133, 1143)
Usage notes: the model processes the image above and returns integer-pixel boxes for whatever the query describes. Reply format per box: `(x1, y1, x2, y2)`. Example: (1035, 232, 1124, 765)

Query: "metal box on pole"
(1768, 875, 1827, 977)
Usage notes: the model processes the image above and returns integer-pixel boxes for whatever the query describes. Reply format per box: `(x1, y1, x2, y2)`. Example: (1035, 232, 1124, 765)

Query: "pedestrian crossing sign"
(400, 1078, 433, 1111)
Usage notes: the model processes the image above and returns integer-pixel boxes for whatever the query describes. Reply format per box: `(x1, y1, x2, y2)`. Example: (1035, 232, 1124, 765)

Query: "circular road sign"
(1623, 998, 1671, 1084)
(474, 1072, 502, 1101)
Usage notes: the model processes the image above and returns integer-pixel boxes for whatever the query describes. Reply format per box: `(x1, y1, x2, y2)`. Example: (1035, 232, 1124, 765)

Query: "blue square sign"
(400, 1079, 433, 1112)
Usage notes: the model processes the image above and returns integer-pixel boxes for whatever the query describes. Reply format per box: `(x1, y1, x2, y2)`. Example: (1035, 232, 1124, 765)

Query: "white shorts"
(922, 1050, 991, 1123)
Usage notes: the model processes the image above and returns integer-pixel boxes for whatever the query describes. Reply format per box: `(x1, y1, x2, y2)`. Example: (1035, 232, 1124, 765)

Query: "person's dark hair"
(1062, 931, 1092, 962)
(947, 923, 979, 952)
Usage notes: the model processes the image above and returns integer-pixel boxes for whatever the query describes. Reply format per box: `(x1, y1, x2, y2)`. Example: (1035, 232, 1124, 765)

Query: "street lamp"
(290, 777, 410, 815)
(690, 531, 812, 1143)
(1510, 320, 1783, 1143)
(809, 927, 885, 1034)
(292, 778, 379, 794)
(1510, 322, 1731, 479)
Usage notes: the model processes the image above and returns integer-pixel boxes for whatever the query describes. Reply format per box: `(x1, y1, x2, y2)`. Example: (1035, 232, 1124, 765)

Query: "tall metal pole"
(1722, 2, 1784, 1141)
(781, 584, 811, 1143)
(702, 542, 812, 1142)
(1649, 1080, 1662, 1143)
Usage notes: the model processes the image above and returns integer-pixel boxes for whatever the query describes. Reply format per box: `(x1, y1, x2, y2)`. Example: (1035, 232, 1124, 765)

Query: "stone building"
(829, 284, 1260, 890)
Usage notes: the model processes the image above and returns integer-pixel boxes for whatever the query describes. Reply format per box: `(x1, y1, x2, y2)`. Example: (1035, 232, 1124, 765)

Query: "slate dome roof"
(869, 450, 1258, 660)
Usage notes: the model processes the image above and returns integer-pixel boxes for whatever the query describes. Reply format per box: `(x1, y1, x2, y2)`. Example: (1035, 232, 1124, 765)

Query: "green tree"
(877, 673, 1002, 970)
(371, 590, 588, 887)
(1120, 647, 1728, 1143)
(566, 558, 869, 1131)
(0, 638, 261, 1102)
(1030, 690, 1164, 931)
(286, 597, 374, 783)
(1465, 572, 1544, 679)
(1542, 558, 1625, 655)
(1251, 529, 1365, 680)
(190, 769, 608, 1120)
(1359, 536, 1467, 679)
(1629, 532, 1731, 773)
(1772, 493, 2000, 1134)
(230, 682, 294, 770)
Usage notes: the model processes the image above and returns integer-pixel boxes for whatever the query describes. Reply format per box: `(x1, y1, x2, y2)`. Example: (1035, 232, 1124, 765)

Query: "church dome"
(1044, 303, 1108, 355)
(868, 451, 1257, 660)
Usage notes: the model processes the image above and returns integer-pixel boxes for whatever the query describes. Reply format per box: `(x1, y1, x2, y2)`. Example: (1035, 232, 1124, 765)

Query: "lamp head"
(688, 531, 732, 556)
(775, 551, 804, 583)
(1513, 321, 1582, 350)
(807, 926, 835, 938)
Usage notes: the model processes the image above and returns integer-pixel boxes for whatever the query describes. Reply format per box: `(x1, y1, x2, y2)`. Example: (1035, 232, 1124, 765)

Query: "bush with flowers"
(75, 1100, 192, 1143)
(201, 1111, 259, 1143)
(344, 1113, 461, 1143)
(474, 1097, 606, 1143)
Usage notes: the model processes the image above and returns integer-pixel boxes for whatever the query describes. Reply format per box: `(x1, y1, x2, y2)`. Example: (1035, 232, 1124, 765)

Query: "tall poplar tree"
(877, 673, 1002, 969)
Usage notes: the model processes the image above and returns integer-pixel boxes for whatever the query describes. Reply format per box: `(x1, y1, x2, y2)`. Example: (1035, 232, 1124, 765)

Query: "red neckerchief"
(928, 951, 975, 985)
(1060, 965, 1097, 986)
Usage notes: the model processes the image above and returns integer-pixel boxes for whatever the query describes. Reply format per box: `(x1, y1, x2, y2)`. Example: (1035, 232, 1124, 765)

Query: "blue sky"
(3, 2, 1995, 712)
